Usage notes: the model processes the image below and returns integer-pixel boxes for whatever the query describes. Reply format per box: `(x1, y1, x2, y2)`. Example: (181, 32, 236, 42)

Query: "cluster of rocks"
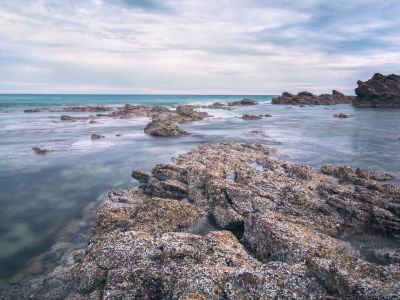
(24, 106, 111, 113)
(5, 142, 399, 299)
(195, 98, 259, 110)
(272, 90, 354, 105)
(144, 105, 210, 136)
(353, 73, 400, 108)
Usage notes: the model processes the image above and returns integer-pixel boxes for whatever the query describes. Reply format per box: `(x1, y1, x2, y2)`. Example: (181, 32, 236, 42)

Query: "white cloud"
(0, 0, 399, 94)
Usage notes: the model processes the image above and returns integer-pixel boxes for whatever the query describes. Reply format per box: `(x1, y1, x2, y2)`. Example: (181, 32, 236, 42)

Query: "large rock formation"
(143, 105, 209, 136)
(353, 73, 400, 108)
(144, 114, 190, 136)
(272, 90, 354, 105)
(3, 142, 399, 299)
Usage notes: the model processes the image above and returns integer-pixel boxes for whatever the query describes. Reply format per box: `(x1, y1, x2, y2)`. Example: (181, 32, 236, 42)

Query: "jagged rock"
(32, 147, 53, 155)
(176, 105, 209, 121)
(91, 134, 105, 140)
(3, 143, 399, 299)
(144, 114, 189, 136)
(132, 169, 151, 183)
(228, 98, 258, 106)
(353, 73, 400, 108)
(272, 90, 354, 105)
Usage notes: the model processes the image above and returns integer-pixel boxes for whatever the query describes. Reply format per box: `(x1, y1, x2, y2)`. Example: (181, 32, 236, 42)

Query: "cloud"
(0, 0, 399, 94)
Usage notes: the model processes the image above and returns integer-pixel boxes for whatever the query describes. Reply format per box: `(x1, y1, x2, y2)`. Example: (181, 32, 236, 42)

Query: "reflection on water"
(0, 101, 399, 283)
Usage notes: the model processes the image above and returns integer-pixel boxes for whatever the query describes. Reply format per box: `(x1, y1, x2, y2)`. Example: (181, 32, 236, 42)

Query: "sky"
(0, 0, 399, 94)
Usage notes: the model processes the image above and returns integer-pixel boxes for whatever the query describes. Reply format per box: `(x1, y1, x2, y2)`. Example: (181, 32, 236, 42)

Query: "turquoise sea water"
(0, 94, 399, 284)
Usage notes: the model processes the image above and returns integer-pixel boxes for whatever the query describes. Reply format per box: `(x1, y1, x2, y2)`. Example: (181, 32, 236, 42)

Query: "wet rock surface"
(144, 105, 209, 136)
(272, 90, 354, 105)
(144, 114, 190, 136)
(354, 73, 400, 108)
(3, 142, 399, 299)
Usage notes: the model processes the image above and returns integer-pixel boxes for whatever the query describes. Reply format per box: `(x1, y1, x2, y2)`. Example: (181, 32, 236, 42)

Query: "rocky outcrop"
(143, 105, 209, 136)
(144, 114, 189, 136)
(272, 90, 354, 105)
(3, 143, 399, 299)
(228, 98, 258, 106)
(25, 106, 112, 113)
(353, 73, 400, 108)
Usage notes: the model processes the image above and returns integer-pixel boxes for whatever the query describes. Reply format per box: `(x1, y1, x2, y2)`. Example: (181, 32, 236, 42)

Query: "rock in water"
(241, 114, 263, 120)
(32, 147, 53, 155)
(91, 134, 105, 140)
(353, 73, 400, 108)
(228, 98, 258, 106)
(272, 90, 354, 105)
(3, 143, 399, 299)
(334, 113, 352, 118)
(144, 114, 189, 136)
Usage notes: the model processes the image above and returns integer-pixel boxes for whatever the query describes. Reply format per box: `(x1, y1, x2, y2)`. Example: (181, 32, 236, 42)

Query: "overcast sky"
(0, 0, 399, 94)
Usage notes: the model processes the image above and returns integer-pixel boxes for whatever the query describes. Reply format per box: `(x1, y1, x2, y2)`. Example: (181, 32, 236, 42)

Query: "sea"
(0, 94, 399, 284)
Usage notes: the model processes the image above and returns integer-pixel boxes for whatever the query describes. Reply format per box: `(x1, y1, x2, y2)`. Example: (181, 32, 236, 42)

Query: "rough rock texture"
(353, 73, 400, 108)
(228, 98, 258, 106)
(144, 114, 190, 136)
(272, 90, 354, 105)
(143, 105, 210, 136)
(2, 143, 400, 299)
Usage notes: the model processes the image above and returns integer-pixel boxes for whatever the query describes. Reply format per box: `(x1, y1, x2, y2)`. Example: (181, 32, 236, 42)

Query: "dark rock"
(272, 90, 354, 105)
(88, 120, 98, 124)
(228, 98, 258, 106)
(60, 115, 79, 121)
(132, 169, 151, 184)
(144, 115, 189, 136)
(242, 114, 263, 120)
(91, 134, 105, 140)
(32, 147, 53, 155)
(334, 113, 352, 118)
(176, 105, 209, 122)
(353, 73, 400, 108)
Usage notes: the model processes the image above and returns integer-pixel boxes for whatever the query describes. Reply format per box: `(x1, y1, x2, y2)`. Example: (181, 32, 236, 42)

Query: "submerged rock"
(91, 134, 105, 140)
(272, 90, 354, 105)
(241, 114, 263, 120)
(3, 143, 400, 299)
(60, 115, 79, 121)
(353, 73, 400, 108)
(32, 147, 53, 155)
(334, 113, 352, 118)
